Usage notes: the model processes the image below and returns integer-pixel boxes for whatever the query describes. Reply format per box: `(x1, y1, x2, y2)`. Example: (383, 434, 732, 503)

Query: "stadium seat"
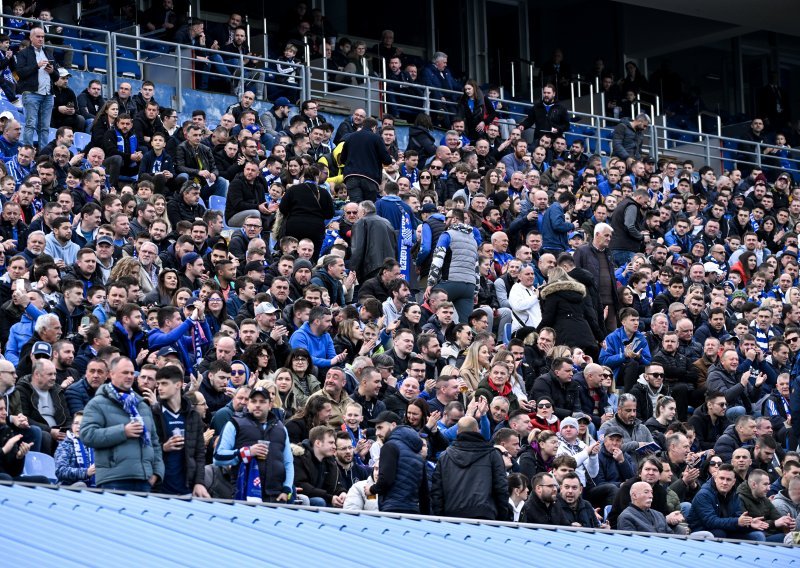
(23, 451, 57, 483)
(116, 48, 142, 79)
(502, 323, 512, 345)
(0, 100, 24, 121)
(63, 38, 87, 70)
(74, 131, 91, 152)
(86, 44, 109, 74)
(208, 195, 230, 229)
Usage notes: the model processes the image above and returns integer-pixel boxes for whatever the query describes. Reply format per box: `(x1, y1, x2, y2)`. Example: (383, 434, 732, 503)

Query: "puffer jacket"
(430, 431, 510, 520)
(531, 371, 580, 420)
(80, 383, 164, 486)
(688, 479, 743, 533)
(687, 402, 729, 451)
(713, 423, 752, 462)
(371, 425, 428, 513)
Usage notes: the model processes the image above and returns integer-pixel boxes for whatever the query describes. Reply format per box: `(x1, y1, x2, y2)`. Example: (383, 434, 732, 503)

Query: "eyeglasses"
(429, 165, 442, 170)
(537, 403, 552, 409)
(648, 373, 665, 378)
(786, 336, 799, 343)
(231, 370, 246, 376)
(208, 298, 223, 303)
(420, 175, 431, 179)
(709, 460, 723, 466)
(193, 401, 207, 407)
(244, 224, 262, 229)
(603, 373, 613, 378)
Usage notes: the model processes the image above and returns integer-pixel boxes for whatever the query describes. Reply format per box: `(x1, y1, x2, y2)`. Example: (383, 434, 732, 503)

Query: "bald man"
(574, 362, 612, 428)
(431, 416, 511, 520)
(617, 481, 672, 533)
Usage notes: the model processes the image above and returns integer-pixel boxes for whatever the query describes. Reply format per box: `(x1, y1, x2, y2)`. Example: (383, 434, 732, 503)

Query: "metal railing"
(4, 12, 796, 179)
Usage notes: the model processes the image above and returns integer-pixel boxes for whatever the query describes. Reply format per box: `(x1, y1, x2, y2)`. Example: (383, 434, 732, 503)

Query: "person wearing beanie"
(179, 251, 204, 291)
(289, 258, 314, 301)
(556, 415, 602, 498)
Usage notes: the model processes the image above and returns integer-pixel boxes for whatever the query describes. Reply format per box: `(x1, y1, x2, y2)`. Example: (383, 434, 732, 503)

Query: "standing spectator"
(279, 165, 334, 260)
(176, 125, 228, 203)
(364, 411, 429, 514)
(15, 27, 60, 148)
(350, 201, 397, 283)
(151, 365, 209, 497)
(340, 117, 393, 203)
(80, 357, 164, 492)
(213, 385, 294, 503)
(541, 192, 576, 255)
(518, 84, 570, 145)
(455, 80, 496, 143)
(421, 52, 460, 126)
(424, 209, 479, 323)
(431, 416, 510, 520)
(611, 114, 650, 163)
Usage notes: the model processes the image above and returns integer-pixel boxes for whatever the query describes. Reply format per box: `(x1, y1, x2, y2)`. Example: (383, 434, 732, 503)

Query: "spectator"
(17, 359, 70, 455)
(213, 385, 294, 503)
(617, 480, 674, 533)
(80, 357, 164, 492)
(176, 125, 228, 202)
(54, 411, 95, 486)
(15, 27, 60, 147)
(523, 472, 570, 525)
(611, 113, 650, 163)
(340, 117, 393, 203)
(365, 411, 429, 514)
(518, 84, 570, 145)
(293, 425, 347, 507)
(714, 414, 757, 462)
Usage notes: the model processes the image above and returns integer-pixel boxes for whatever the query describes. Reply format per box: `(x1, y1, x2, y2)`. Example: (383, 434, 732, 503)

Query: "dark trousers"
(345, 176, 379, 203)
(620, 359, 644, 392)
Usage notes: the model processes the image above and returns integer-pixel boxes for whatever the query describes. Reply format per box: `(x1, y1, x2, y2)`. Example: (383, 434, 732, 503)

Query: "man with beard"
(111, 303, 149, 368)
(518, 84, 570, 146)
(523, 472, 570, 525)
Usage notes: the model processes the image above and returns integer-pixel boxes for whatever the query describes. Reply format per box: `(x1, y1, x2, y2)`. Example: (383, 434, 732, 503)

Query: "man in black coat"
(293, 425, 347, 507)
(431, 417, 510, 520)
(651, 331, 698, 421)
(341, 117, 393, 203)
(518, 84, 570, 146)
(523, 471, 570, 526)
(225, 162, 269, 227)
(531, 357, 581, 420)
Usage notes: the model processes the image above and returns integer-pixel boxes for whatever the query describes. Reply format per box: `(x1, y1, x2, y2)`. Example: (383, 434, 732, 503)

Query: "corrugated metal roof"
(0, 483, 795, 567)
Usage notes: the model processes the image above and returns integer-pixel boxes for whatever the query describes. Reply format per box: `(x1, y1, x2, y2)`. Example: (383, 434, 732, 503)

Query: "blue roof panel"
(0, 484, 794, 567)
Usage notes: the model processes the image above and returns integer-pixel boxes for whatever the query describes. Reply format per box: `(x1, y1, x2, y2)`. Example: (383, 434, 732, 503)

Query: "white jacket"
(508, 282, 541, 331)
(343, 477, 380, 512)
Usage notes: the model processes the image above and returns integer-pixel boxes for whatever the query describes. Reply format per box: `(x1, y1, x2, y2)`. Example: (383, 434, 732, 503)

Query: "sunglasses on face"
(648, 373, 665, 378)
(537, 403, 552, 409)
(231, 370, 246, 376)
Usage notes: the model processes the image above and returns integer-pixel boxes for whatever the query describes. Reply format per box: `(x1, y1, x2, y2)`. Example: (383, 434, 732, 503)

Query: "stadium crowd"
(0, 2, 798, 546)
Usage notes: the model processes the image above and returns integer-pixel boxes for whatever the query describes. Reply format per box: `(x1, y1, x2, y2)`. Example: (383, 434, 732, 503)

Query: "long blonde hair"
(459, 342, 490, 392)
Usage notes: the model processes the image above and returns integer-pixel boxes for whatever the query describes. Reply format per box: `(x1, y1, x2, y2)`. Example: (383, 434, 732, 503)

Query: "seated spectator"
(617, 481, 675, 534)
(54, 411, 95, 486)
(343, 459, 380, 511)
(736, 468, 796, 542)
(293, 425, 347, 507)
(523, 471, 570, 526)
(714, 414, 757, 462)
(556, 471, 601, 528)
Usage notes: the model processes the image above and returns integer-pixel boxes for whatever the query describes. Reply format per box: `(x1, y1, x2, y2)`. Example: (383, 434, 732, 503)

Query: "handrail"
(697, 110, 722, 139)
(2, 11, 791, 177)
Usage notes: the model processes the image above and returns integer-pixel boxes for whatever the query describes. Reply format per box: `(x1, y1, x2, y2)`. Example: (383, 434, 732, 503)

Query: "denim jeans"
(308, 496, 327, 507)
(21, 92, 54, 147)
(726, 405, 746, 421)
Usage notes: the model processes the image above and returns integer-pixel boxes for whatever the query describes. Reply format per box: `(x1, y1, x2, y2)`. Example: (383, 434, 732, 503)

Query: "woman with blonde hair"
(149, 193, 172, 233)
(459, 341, 492, 393)
(253, 379, 285, 421)
(109, 257, 145, 302)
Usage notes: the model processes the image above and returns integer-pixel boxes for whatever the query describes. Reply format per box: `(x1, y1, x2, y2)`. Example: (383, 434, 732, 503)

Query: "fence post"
(176, 47, 183, 112)
(262, 18, 268, 60)
(650, 123, 659, 163)
(528, 63, 533, 104)
(697, 114, 703, 142)
(108, 32, 117, 95)
(756, 143, 762, 168)
(366, 77, 373, 117)
(510, 62, 515, 98)
(661, 115, 668, 151)
(423, 86, 430, 114)
(704, 134, 711, 166)
(570, 82, 575, 111)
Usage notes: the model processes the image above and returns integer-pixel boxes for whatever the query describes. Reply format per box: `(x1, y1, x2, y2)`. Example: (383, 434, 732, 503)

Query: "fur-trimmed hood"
(539, 278, 586, 299)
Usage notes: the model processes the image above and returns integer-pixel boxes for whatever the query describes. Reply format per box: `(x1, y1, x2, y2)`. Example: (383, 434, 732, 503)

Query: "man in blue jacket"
(541, 191, 577, 255)
(688, 463, 769, 541)
(288, 306, 348, 378)
(599, 307, 652, 392)
(148, 305, 211, 376)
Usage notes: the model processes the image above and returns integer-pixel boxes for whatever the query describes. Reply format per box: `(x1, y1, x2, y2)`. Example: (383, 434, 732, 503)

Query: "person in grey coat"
(349, 200, 398, 282)
(611, 114, 650, 163)
(617, 481, 673, 533)
(80, 357, 164, 492)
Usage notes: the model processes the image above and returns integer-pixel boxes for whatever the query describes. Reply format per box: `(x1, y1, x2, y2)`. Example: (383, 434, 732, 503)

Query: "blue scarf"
(109, 386, 151, 446)
(396, 202, 413, 281)
(192, 320, 207, 374)
(116, 130, 138, 155)
(5, 157, 32, 185)
(69, 432, 95, 487)
(236, 456, 263, 501)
